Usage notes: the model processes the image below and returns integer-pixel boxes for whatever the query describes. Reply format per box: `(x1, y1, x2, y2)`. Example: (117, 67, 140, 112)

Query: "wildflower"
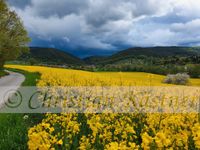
(155, 131, 171, 148)
(23, 115, 29, 120)
(57, 139, 63, 145)
(141, 132, 153, 149)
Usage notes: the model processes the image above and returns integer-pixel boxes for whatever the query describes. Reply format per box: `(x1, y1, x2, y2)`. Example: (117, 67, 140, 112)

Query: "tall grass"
(0, 68, 41, 150)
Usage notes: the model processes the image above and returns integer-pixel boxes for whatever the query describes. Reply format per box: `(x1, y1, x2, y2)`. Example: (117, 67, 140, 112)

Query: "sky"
(7, 0, 200, 57)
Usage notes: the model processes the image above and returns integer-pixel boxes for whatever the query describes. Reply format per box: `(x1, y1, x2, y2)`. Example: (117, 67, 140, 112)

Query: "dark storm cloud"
(7, 0, 200, 56)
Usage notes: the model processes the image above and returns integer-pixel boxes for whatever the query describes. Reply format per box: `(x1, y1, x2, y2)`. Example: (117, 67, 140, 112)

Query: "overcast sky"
(7, 0, 200, 57)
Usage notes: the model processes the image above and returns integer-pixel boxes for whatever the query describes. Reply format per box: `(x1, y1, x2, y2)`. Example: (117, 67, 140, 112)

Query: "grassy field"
(0, 68, 41, 150)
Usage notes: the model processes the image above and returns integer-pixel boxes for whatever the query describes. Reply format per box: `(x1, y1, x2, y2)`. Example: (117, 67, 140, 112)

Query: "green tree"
(29, 58, 38, 65)
(0, 0, 30, 69)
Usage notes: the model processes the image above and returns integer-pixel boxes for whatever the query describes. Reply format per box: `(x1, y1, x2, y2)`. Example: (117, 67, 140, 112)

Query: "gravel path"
(0, 71, 25, 108)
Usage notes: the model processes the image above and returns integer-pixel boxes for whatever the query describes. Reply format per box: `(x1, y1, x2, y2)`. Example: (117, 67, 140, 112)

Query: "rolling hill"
(18, 46, 200, 65)
(19, 47, 84, 65)
(84, 46, 200, 64)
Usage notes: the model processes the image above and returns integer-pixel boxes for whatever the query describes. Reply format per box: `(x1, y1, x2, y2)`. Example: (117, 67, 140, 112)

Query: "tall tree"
(0, 0, 30, 69)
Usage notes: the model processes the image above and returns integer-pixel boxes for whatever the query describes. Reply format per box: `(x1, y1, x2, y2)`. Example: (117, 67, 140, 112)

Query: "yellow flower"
(105, 142, 119, 150)
(155, 131, 171, 148)
(141, 132, 153, 150)
(192, 123, 200, 148)
(57, 139, 63, 145)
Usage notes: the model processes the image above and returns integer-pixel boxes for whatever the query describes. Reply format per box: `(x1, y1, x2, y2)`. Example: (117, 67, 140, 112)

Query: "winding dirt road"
(0, 71, 25, 108)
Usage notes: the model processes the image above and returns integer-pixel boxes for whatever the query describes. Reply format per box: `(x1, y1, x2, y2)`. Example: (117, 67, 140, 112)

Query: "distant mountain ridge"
(84, 46, 200, 64)
(19, 47, 84, 65)
(19, 46, 200, 65)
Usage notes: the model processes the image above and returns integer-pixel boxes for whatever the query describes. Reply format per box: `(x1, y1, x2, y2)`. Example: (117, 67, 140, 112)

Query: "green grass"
(0, 70, 8, 78)
(0, 68, 42, 150)
(0, 114, 29, 150)
(6, 68, 40, 86)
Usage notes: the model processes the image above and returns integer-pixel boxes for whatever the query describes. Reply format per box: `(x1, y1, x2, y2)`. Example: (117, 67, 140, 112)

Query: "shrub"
(187, 64, 200, 78)
(163, 73, 190, 85)
(29, 58, 38, 65)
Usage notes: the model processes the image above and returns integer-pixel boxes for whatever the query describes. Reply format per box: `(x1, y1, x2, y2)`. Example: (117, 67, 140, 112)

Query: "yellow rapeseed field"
(6, 65, 166, 86)
(6, 65, 200, 149)
(6, 65, 200, 86)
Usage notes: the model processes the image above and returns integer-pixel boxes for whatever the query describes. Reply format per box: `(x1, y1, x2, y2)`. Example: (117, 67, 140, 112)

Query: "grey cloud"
(84, 0, 171, 27)
(84, 1, 127, 27)
(130, 0, 167, 17)
(171, 19, 200, 34)
(7, 0, 31, 9)
(30, 0, 89, 17)
(8, 0, 200, 52)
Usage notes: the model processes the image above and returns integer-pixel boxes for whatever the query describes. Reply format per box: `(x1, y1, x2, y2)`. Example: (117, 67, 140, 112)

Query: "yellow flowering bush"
(6, 65, 200, 149)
